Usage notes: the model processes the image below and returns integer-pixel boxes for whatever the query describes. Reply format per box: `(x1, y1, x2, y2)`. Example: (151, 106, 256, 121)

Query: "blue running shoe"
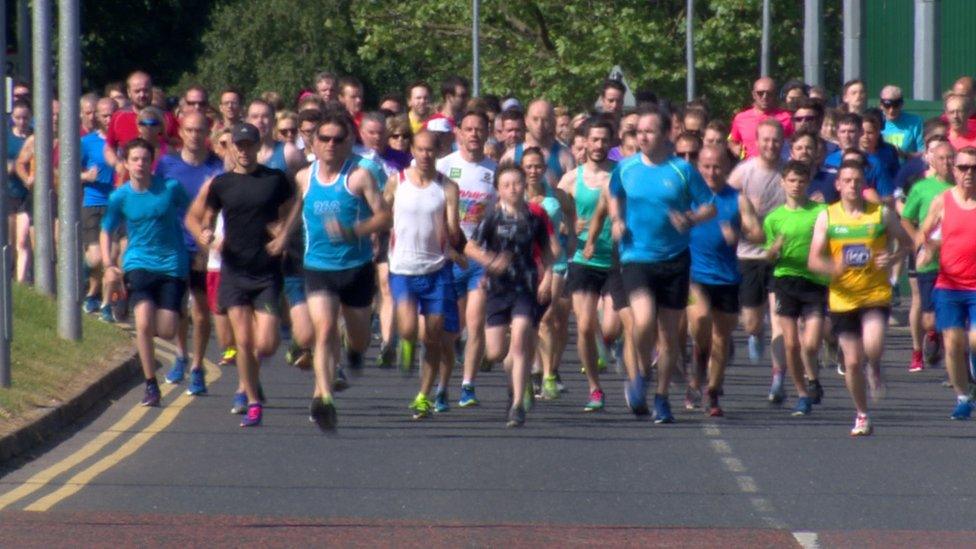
(82, 295, 101, 314)
(792, 396, 813, 416)
(748, 335, 764, 364)
(99, 303, 116, 323)
(768, 372, 786, 404)
(458, 383, 479, 407)
(141, 380, 161, 407)
(231, 391, 248, 414)
(950, 399, 973, 420)
(434, 389, 450, 413)
(653, 394, 674, 424)
(186, 368, 207, 395)
(165, 356, 188, 384)
(624, 376, 649, 416)
(240, 403, 262, 427)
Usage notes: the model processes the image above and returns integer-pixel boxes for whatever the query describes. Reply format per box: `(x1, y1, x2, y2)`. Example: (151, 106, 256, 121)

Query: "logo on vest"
(449, 167, 462, 179)
(842, 244, 870, 268)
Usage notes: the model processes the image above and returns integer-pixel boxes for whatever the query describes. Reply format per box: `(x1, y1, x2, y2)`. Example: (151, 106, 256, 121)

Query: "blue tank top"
(6, 129, 28, 199)
(538, 189, 568, 273)
(302, 160, 373, 271)
(266, 141, 288, 172)
(514, 141, 566, 181)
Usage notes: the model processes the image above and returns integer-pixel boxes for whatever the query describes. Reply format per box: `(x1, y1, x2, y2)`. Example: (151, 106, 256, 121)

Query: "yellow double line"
(0, 339, 222, 511)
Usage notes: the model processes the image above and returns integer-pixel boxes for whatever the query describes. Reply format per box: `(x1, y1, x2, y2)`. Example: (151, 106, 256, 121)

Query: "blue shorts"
(452, 260, 485, 297)
(390, 265, 458, 326)
(916, 272, 937, 313)
(935, 288, 976, 331)
(284, 275, 306, 307)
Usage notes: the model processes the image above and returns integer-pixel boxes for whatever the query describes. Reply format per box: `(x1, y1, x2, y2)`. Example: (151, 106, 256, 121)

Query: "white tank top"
(389, 170, 448, 275)
(206, 214, 225, 271)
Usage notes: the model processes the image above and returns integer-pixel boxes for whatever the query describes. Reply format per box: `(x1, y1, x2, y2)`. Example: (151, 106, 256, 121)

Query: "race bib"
(842, 244, 871, 267)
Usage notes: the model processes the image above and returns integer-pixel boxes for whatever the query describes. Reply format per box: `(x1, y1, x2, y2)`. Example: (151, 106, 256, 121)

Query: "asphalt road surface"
(1, 312, 975, 547)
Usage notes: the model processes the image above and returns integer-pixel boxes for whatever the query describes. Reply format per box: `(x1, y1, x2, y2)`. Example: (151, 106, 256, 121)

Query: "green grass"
(0, 284, 132, 421)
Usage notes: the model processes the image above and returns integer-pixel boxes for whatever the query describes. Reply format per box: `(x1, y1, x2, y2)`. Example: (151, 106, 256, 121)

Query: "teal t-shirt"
(881, 112, 924, 154)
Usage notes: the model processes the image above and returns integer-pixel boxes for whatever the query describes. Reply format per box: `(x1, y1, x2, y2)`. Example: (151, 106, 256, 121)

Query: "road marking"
(0, 345, 217, 511)
(736, 475, 758, 493)
(721, 457, 745, 473)
(792, 531, 820, 548)
(709, 439, 732, 454)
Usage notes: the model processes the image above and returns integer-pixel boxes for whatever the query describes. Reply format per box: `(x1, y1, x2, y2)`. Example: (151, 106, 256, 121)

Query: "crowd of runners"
(8, 69, 976, 436)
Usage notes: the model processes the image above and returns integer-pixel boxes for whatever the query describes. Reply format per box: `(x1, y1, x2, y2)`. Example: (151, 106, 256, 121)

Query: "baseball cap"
(501, 98, 522, 112)
(425, 116, 453, 133)
(231, 123, 260, 144)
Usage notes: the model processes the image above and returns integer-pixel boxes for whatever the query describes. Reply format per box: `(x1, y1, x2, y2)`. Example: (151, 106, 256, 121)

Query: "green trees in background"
(82, 0, 842, 120)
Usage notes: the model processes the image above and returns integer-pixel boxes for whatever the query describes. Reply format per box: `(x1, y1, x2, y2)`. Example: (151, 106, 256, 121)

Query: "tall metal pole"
(1, 0, 13, 387)
(686, 0, 695, 101)
(32, 0, 55, 296)
(17, 0, 32, 81)
(760, 0, 771, 77)
(843, 0, 862, 82)
(472, 0, 480, 97)
(58, 0, 82, 340)
(803, 0, 823, 87)
(913, 0, 938, 101)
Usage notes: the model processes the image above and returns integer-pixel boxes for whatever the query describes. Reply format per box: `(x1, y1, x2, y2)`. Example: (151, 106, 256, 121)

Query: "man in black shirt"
(186, 123, 294, 427)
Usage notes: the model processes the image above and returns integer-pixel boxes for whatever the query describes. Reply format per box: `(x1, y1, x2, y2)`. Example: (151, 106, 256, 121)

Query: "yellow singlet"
(825, 202, 891, 312)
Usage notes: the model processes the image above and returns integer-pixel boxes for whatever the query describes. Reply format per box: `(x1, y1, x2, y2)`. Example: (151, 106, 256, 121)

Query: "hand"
(582, 240, 595, 260)
(767, 235, 785, 260)
(265, 233, 286, 257)
(103, 265, 123, 284)
(669, 210, 692, 233)
(197, 227, 215, 248)
(611, 219, 627, 242)
(719, 221, 737, 246)
(537, 282, 552, 306)
(809, 191, 824, 203)
(575, 217, 588, 234)
(326, 219, 355, 242)
(485, 251, 511, 275)
(873, 251, 894, 269)
(81, 166, 98, 182)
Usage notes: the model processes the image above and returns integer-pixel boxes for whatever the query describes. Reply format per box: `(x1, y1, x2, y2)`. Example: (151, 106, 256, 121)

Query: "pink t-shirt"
(729, 107, 794, 159)
(949, 129, 976, 151)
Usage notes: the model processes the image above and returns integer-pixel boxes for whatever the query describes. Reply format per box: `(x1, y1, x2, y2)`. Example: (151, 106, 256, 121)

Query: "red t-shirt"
(105, 108, 180, 150)
(949, 129, 976, 151)
(729, 107, 794, 159)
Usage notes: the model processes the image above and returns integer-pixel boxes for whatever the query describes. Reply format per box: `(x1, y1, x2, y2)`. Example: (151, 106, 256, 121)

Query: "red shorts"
(206, 271, 224, 314)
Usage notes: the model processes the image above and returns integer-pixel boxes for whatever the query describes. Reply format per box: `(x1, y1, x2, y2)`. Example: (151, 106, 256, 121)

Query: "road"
(1, 314, 975, 547)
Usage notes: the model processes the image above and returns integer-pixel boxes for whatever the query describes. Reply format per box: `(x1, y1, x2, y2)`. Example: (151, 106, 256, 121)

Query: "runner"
(763, 161, 829, 416)
(609, 104, 716, 423)
(80, 98, 117, 316)
(7, 100, 32, 283)
(503, 99, 575, 184)
(687, 145, 763, 416)
(271, 111, 389, 431)
(729, 77, 793, 159)
(808, 161, 912, 435)
(435, 110, 497, 408)
(156, 112, 225, 395)
(100, 138, 190, 407)
(186, 123, 294, 427)
(385, 130, 462, 420)
(900, 139, 953, 372)
(464, 164, 555, 427)
(916, 147, 976, 419)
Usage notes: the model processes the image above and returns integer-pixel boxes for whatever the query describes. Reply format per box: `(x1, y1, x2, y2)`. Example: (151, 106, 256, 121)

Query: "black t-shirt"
(206, 165, 293, 276)
(283, 221, 304, 276)
(472, 201, 551, 294)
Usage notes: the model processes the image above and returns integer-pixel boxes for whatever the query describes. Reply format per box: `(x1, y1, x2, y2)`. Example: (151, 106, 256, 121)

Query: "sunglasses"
(754, 90, 773, 97)
(793, 115, 818, 123)
(389, 133, 409, 139)
(138, 119, 161, 127)
(317, 133, 347, 143)
(955, 164, 976, 172)
(278, 128, 297, 136)
(677, 151, 699, 161)
(880, 98, 904, 108)
(186, 100, 207, 107)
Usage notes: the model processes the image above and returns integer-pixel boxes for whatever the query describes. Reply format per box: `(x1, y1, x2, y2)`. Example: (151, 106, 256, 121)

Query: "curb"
(0, 349, 139, 463)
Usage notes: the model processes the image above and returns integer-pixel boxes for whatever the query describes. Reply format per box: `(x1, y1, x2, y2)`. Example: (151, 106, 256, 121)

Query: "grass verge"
(0, 284, 132, 422)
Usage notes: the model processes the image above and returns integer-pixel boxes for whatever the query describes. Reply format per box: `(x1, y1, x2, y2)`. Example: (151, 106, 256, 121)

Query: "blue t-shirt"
(690, 185, 741, 285)
(882, 112, 924, 153)
(808, 167, 839, 204)
(6, 129, 28, 199)
(156, 153, 225, 251)
(609, 154, 713, 263)
(869, 142, 900, 180)
(824, 149, 895, 198)
(894, 156, 928, 198)
(79, 132, 116, 207)
(101, 176, 190, 278)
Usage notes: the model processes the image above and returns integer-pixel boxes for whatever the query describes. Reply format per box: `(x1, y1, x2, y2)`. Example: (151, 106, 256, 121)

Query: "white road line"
(792, 531, 820, 549)
(710, 439, 732, 454)
(736, 475, 758, 493)
(722, 456, 746, 473)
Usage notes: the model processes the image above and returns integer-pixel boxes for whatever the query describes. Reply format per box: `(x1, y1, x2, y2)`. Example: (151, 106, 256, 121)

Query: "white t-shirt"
(436, 151, 497, 239)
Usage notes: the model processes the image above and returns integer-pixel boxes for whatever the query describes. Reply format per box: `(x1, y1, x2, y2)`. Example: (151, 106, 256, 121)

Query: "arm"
(554, 188, 576, 257)
(185, 178, 217, 248)
(267, 168, 309, 256)
(738, 194, 765, 243)
(14, 136, 34, 186)
(917, 194, 945, 249)
(443, 178, 462, 248)
(807, 210, 842, 278)
(878, 206, 913, 269)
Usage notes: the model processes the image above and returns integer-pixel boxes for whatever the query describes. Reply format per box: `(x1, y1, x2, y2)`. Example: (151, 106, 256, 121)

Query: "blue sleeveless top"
(266, 141, 288, 172)
(302, 160, 373, 271)
(514, 141, 566, 181)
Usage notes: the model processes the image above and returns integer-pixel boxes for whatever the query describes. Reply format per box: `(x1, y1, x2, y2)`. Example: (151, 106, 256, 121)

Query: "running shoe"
(186, 368, 207, 396)
(624, 375, 649, 416)
(506, 405, 526, 428)
(99, 303, 116, 324)
(596, 337, 611, 373)
(240, 403, 262, 427)
(523, 385, 535, 412)
(310, 396, 337, 432)
(748, 335, 764, 364)
(292, 348, 312, 371)
(531, 372, 543, 398)
(612, 339, 624, 373)
(950, 399, 973, 420)
(458, 383, 479, 407)
(434, 389, 450, 413)
(867, 364, 887, 403)
(923, 331, 941, 365)
(555, 371, 566, 393)
(653, 394, 675, 424)
(141, 380, 161, 407)
(791, 396, 813, 416)
(706, 389, 724, 417)
(399, 340, 415, 376)
(850, 413, 872, 436)
(767, 372, 786, 404)
(807, 379, 824, 405)
(164, 355, 188, 384)
(82, 295, 100, 314)
(376, 341, 395, 369)
(230, 391, 248, 414)
(583, 389, 605, 412)
(684, 386, 702, 410)
(334, 367, 350, 392)
(219, 347, 237, 367)
(410, 393, 432, 420)
(346, 349, 364, 375)
(541, 375, 559, 400)
(909, 350, 925, 373)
